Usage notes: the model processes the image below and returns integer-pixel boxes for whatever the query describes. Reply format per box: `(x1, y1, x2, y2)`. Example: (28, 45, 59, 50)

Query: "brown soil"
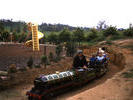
(65, 40, 133, 100)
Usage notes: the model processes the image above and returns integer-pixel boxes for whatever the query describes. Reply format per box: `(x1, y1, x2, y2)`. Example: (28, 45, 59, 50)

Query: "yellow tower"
(31, 24, 40, 51)
(26, 22, 44, 51)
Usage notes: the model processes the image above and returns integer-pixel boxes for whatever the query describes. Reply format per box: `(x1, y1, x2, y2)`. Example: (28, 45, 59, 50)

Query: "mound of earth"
(65, 39, 133, 100)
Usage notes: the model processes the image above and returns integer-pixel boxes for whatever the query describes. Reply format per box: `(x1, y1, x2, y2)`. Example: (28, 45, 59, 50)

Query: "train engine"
(26, 64, 107, 100)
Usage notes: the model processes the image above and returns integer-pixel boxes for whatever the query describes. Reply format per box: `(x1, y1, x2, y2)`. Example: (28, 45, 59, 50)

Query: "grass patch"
(105, 40, 113, 45)
(121, 44, 133, 50)
(122, 69, 133, 78)
(87, 42, 98, 46)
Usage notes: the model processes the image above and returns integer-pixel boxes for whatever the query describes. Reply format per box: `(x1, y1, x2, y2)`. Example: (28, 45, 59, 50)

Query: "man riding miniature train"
(73, 50, 88, 69)
(73, 47, 109, 69)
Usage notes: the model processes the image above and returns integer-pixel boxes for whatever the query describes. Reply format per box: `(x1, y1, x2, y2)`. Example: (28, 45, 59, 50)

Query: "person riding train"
(73, 48, 109, 70)
(89, 47, 109, 67)
(73, 50, 88, 69)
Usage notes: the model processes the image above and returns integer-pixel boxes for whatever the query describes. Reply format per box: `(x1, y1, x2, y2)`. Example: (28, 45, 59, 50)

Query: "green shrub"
(110, 34, 124, 40)
(123, 28, 133, 37)
(103, 26, 118, 37)
(106, 40, 113, 45)
(56, 44, 63, 57)
(49, 52, 54, 61)
(122, 70, 133, 78)
(86, 28, 98, 41)
(53, 56, 61, 63)
(8, 64, 17, 73)
(41, 55, 47, 65)
(27, 56, 33, 69)
(65, 42, 77, 57)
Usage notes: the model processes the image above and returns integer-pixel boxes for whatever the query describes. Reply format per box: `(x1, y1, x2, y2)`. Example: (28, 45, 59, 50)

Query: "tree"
(49, 52, 54, 61)
(41, 55, 47, 68)
(65, 42, 77, 57)
(97, 20, 108, 30)
(27, 56, 33, 69)
(103, 26, 118, 37)
(73, 28, 84, 46)
(123, 28, 133, 37)
(18, 33, 27, 43)
(0, 22, 4, 33)
(16, 26, 21, 33)
(86, 28, 98, 41)
(12, 32, 19, 42)
(56, 44, 63, 57)
(0, 31, 10, 42)
(47, 32, 58, 44)
(23, 24, 27, 33)
(58, 29, 71, 43)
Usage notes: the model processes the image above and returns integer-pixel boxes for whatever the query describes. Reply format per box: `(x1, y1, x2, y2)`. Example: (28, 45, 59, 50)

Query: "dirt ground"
(0, 39, 133, 100)
(66, 39, 133, 100)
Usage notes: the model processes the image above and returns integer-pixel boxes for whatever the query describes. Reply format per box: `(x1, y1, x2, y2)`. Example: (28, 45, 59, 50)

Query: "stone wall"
(0, 43, 56, 71)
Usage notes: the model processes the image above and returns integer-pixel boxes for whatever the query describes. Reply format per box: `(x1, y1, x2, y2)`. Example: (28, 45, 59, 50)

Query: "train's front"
(26, 75, 48, 100)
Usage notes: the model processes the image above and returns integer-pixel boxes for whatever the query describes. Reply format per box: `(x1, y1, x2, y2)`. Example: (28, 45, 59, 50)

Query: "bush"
(86, 28, 98, 41)
(123, 28, 133, 37)
(122, 69, 133, 78)
(58, 29, 71, 42)
(106, 40, 113, 45)
(110, 34, 124, 40)
(41, 55, 47, 65)
(49, 52, 54, 61)
(53, 56, 61, 63)
(8, 64, 17, 73)
(65, 42, 77, 57)
(27, 56, 33, 69)
(47, 33, 58, 44)
(103, 26, 118, 37)
(56, 44, 63, 57)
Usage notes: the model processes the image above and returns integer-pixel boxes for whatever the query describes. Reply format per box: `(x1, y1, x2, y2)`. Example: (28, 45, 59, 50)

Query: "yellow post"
(31, 24, 40, 51)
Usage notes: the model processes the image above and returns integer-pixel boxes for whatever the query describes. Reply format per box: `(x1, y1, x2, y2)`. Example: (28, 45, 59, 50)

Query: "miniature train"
(26, 62, 108, 100)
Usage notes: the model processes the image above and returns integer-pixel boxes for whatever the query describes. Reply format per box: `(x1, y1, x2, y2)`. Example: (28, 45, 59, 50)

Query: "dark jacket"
(73, 55, 87, 69)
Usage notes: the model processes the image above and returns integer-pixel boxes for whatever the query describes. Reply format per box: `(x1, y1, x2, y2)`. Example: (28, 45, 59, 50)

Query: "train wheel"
(50, 92, 54, 96)
(28, 96, 39, 100)
(28, 96, 32, 100)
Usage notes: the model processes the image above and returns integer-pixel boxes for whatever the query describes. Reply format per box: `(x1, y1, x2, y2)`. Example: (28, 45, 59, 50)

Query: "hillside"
(0, 19, 89, 33)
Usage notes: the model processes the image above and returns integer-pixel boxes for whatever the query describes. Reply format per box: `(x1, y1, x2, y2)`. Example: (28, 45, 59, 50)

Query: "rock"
(0, 71, 8, 76)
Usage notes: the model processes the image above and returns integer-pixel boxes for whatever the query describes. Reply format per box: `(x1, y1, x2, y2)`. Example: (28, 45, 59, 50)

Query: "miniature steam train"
(26, 62, 108, 100)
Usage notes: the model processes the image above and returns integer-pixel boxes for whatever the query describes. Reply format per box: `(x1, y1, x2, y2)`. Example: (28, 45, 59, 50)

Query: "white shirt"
(97, 56, 104, 61)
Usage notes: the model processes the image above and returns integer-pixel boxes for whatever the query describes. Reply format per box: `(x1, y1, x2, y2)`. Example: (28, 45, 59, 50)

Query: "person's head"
(102, 47, 106, 51)
(77, 50, 83, 57)
(98, 52, 103, 57)
(98, 48, 102, 50)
